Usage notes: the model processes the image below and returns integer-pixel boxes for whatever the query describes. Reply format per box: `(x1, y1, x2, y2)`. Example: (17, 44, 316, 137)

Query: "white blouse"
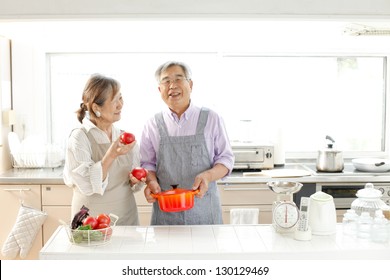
(63, 118, 141, 196)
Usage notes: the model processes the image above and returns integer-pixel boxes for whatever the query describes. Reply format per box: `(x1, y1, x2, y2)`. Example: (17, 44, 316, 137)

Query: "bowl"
(352, 158, 390, 172)
(267, 181, 303, 194)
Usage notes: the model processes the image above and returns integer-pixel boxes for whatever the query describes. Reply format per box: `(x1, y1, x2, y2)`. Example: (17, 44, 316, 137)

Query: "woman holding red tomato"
(140, 61, 234, 225)
(63, 74, 145, 225)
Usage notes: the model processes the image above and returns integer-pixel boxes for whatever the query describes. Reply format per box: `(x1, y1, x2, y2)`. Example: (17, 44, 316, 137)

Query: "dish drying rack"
(11, 151, 64, 168)
(8, 132, 64, 168)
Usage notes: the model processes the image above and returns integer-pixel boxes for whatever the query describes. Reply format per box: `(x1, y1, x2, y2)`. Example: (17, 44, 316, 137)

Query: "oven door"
(318, 183, 365, 209)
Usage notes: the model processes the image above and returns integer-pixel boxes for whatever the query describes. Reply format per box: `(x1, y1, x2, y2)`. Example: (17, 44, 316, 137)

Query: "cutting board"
(243, 169, 312, 178)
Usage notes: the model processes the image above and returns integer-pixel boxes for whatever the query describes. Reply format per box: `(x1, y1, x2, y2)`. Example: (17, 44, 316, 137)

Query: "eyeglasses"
(159, 76, 189, 86)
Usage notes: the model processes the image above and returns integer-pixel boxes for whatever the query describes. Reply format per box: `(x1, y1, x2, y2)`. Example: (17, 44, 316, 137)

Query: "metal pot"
(316, 135, 344, 172)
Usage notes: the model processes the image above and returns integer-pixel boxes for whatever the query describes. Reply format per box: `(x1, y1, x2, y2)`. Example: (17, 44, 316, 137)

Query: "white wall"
(0, 0, 390, 19)
(1, 0, 390, 170)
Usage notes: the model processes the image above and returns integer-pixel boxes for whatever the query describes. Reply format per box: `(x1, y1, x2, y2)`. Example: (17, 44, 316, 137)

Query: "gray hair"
(154, 61, 192, 82)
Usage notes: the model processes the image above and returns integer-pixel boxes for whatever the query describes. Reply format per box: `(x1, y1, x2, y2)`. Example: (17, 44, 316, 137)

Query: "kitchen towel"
(230, 208, 259, 224)
(1, 205, 47, 259)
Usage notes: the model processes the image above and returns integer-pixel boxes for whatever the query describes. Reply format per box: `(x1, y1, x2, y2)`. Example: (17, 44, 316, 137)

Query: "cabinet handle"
(222, 187, 269, 191)
(3, 188, 31, 191)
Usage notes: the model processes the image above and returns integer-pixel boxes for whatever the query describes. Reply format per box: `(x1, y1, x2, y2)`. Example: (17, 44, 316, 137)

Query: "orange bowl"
(151, 188, 200, 212)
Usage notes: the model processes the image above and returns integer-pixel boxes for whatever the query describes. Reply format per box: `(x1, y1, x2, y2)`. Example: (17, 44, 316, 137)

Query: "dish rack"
(11, 150, 64, 168)
(64, 214, 118, 246)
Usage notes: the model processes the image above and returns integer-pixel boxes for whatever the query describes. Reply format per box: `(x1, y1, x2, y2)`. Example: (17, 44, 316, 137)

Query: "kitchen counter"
(40, 224, 390, 260)
(1, 162, 390, 185)
(0, 167, 64, 184)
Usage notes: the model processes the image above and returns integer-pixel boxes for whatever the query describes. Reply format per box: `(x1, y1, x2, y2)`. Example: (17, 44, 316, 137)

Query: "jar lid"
(356, 183, 382, 199)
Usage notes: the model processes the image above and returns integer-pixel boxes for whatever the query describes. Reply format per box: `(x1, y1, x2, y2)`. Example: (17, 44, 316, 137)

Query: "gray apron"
(151, 108, 223, 225)
(71, 127, 139, 226)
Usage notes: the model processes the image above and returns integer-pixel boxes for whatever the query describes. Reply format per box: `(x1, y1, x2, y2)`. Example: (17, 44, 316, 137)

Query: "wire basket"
(64, 213, 118, 246)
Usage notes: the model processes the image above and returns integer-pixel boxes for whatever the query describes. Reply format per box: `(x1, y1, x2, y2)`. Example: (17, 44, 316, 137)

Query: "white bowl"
(352, 158, 390, 172)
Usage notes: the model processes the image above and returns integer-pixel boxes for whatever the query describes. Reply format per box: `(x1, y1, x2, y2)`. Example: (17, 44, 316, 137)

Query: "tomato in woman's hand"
(131, 167, 148, 181)
(83, 216, 99, 229)
(120, 132, 135, 144)
(96, 213, 111, 226)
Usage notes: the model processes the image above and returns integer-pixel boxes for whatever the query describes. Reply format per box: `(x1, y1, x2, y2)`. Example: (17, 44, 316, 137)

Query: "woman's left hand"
(128, 172, 146, 186)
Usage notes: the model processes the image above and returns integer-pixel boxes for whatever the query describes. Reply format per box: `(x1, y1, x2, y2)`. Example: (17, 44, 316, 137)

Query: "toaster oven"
(231, 143, 274, 170)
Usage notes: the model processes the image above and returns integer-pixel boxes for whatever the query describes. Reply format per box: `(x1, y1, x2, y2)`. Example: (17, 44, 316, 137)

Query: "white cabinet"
(41, 184, 72, 244)
(0, 185, 42, 260)
(218, 182, 278, 224)
(134, 186, 152, 226)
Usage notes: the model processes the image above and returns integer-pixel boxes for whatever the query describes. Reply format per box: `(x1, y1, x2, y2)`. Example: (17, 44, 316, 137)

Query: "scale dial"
(273, 201, 300, 230)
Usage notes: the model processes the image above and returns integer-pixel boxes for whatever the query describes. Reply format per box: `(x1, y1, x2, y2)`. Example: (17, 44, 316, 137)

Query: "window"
(49, 53, 386, 158)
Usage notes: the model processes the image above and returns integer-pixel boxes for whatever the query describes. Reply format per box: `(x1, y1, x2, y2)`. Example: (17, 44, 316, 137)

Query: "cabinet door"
(137, 205, 152, 226)
(0, 185, 42, 260)
(42, 206, 71, 244)
(41, 185, 72, 244)
(42, 184, 72, 206)
(218, 183, 278, 205)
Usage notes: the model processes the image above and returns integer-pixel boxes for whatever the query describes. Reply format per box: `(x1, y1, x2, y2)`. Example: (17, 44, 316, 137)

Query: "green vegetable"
(71, 225, 104, 244)
(77, 224, 92, 230)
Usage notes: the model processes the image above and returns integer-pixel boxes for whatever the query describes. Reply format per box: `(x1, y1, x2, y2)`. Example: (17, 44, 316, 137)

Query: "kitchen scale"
(267, 181, 303, 233)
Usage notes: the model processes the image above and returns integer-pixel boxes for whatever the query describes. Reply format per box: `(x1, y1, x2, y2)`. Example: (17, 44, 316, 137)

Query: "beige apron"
(71, 127, 139, 226)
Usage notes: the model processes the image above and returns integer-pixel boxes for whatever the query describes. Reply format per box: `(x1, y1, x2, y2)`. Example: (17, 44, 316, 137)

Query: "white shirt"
(63, 118, 141, 196)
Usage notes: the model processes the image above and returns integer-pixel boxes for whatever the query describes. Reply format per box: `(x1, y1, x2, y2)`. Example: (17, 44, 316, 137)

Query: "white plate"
(352, 158, 390, 172)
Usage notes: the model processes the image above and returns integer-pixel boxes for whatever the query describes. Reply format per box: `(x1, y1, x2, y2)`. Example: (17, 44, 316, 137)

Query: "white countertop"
(40, 224, 390, 260)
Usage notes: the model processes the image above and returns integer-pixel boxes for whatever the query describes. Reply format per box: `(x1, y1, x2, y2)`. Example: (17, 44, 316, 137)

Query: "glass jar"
(351, 183, 387, 217)
(357, 212, 373, 239)
(342, 209, 358, 236)
(371, 210, 389, 243)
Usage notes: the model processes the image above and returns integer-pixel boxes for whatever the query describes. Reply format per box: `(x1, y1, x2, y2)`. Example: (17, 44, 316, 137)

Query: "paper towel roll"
(274, 127, 285, 166)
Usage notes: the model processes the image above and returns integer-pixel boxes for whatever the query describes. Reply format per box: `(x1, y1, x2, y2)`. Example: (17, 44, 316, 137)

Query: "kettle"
(316, 135, 344, 172)
(308, 191, 337, 235)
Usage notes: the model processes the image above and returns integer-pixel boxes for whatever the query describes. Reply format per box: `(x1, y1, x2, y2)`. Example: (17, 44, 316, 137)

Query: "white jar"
(342, 209, 358, 236)
(357, 212, 373, 239)
(371, 210, 389, 243)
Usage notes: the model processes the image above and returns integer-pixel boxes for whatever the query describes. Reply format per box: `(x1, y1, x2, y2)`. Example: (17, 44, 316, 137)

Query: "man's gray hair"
(155, 61, 192, 82)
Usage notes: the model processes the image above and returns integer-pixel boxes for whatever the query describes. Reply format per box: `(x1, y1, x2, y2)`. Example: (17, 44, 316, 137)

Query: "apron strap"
(155, 112, 169, 138)
(195, 107, 209, 135)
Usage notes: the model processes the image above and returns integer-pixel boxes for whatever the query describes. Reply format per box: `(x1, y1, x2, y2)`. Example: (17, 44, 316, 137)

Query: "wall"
(0, 0, 390, 19)
(1, 1, 390, 169)
(0, 37, 12, 172)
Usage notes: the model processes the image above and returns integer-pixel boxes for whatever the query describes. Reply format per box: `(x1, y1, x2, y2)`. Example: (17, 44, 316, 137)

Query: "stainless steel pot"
(316, 135, 344, 172)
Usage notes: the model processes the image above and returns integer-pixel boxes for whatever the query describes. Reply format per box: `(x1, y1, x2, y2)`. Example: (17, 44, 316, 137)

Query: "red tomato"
(96, 223, 109, 229)
(82, 216, 98, 229)
(131, 167, 148, 181)
(96, 213, 111, 226)
(120, 132, 135, 145)
(97, 224, 113, 238)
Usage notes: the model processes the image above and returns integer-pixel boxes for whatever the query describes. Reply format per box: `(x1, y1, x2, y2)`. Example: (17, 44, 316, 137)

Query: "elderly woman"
(63, 73, 143, 225)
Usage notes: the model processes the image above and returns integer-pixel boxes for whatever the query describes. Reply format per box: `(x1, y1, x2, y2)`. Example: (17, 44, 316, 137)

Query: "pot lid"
(356, 183, 382, 199)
